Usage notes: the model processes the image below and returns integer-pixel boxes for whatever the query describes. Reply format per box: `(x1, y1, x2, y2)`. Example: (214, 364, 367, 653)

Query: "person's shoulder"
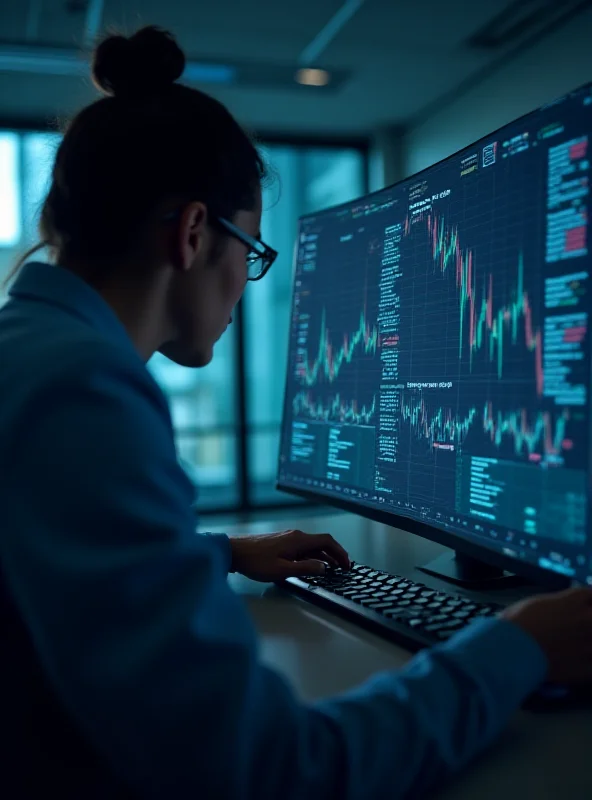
(49, 337, 169, 416)
(8, 329, 171, 430)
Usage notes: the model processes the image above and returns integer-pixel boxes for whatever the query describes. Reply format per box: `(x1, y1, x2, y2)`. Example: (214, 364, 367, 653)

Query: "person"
(1, 25, 591, 800)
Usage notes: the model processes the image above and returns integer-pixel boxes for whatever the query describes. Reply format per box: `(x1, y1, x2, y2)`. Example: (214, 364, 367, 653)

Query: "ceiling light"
(295, 68, 330, 87)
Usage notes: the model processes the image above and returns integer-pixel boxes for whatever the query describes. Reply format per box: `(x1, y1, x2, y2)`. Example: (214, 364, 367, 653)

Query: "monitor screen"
(278, 84, 592, 587)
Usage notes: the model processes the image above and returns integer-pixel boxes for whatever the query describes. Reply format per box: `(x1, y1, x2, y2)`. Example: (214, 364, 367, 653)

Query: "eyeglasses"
(162, 209, 277, 282)
(217, 217, 277, 281)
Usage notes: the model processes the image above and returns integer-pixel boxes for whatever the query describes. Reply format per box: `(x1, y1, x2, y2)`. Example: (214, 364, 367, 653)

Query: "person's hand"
(229, 530, 350, 583)
(502, 587, 592, 684)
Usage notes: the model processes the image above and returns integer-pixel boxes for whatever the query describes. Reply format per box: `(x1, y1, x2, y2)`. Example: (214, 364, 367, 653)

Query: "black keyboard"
(283, 562, 502, 651)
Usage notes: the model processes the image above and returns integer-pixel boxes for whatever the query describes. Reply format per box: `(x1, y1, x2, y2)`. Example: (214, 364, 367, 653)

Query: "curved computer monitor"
(277, 83, 592, 590)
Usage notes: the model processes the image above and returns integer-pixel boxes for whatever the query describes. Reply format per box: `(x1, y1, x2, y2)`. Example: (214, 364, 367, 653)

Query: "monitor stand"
(418, 550, 528, 590)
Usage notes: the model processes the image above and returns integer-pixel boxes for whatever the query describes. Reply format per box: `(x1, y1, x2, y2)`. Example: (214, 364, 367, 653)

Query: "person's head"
(24, 26, 276, 366)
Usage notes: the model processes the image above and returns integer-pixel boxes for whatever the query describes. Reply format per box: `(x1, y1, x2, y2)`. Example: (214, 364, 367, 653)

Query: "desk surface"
(207, 510, 591, 800)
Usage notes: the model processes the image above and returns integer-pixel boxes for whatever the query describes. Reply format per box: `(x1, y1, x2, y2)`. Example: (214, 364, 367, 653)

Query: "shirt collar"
(8, 261, 140, 356)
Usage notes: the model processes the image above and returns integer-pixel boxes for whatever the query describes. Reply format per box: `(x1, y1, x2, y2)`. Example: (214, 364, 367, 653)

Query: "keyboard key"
(427, 602, 443, 610)
(420, 590, 437, 598)
(385, 577, 402, 586)
(426, 614, 448, 623)
(348, 594, 372, 602)
(383, 607, 414, 618)
(360, 593, 382, 602)
(475, 606, 496, 616)
(366, 601, 397, 611)
(452, 609, 472, 618)
(401, 593, 417, 600)
(408, 618, 424, 628)
(424, 622, 449, 632)
(436, 630, 458, 640)
(414, 597, 430, 605)
(377, 594, 402, 604)
(441, 619, 465, 630)
(360, 597, 383, 606)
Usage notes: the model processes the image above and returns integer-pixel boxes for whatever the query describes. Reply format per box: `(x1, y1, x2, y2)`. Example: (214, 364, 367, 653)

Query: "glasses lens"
(247, 254, 263, 281)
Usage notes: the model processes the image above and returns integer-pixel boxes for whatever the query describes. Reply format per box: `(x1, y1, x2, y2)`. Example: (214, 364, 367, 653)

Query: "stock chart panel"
(279, 85, 592, 584)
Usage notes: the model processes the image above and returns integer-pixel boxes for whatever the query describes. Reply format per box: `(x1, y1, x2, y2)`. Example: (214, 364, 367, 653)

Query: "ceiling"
(0, 0, 589, 136)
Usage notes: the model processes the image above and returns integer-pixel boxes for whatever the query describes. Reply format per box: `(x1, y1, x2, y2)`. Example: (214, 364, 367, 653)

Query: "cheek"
(222, 259, 247, 306)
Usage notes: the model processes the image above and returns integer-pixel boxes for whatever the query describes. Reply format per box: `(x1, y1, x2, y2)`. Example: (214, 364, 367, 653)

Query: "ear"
(176, 201, 208, 272)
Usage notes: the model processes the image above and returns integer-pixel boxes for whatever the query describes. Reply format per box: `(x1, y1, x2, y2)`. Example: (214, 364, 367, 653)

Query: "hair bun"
(92, 26, 185, 98)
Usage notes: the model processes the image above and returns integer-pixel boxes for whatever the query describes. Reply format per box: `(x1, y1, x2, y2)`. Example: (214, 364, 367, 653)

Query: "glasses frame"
(217, 217, 277, 281)
(161, 208, 277, 282)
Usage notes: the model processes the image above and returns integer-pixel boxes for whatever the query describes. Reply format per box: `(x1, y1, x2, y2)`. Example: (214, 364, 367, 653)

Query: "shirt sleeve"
(2, 346, 548, 800)
(204, 533, 233, 572)
(178, 444, 233, 572)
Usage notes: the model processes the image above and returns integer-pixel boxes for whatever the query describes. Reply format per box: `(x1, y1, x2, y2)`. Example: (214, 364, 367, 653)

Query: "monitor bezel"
(275, 482, 570, 589)
(276, 82, 592, 591)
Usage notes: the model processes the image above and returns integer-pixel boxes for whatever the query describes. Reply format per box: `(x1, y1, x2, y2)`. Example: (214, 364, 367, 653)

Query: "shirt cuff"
(203, 533, 233, 574)
(437, 616, 549, 705)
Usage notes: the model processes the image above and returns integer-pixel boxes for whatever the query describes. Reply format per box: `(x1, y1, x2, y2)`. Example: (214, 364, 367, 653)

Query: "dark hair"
(14, 26, 265, 272)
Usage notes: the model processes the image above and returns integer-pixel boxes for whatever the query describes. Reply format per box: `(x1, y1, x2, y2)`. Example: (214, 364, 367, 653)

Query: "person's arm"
(204, 532, 233, 571)
(177, 455, 234, 571)
(2, 346, 547, 799)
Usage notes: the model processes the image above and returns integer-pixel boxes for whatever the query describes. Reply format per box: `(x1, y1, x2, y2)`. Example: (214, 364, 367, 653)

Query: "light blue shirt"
(1, 262, 548, 798)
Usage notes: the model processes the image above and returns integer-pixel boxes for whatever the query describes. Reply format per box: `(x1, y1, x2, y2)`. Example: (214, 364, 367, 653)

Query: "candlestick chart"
(293, 202, 547, 463)
(400, 393, 571, 460)
(292, 391, 376, 425)
(408, 211, 543, 394)
(295, 306, 379, 386)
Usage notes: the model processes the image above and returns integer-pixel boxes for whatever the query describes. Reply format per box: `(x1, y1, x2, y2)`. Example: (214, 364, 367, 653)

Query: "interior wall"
(369, 126, 406, 192)
(403, 6, 592, 177)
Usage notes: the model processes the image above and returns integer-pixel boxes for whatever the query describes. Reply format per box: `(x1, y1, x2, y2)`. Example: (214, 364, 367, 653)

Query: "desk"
(206, 510, 592, 799)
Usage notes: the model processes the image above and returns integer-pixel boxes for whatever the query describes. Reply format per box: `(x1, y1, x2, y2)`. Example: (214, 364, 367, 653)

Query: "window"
(0, 131, 59, 285)
(0, 133, 20, 248)
(2, 128, 367, 510)
(147, 332, 239, 511)
(0, 133, 21, 281)
(22, 132, 60, 245)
